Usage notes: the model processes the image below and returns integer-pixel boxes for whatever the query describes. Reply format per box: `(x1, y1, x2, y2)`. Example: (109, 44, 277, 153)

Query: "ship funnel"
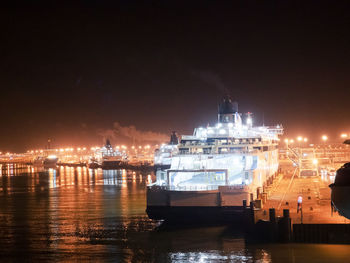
(170, 131, 179, 145)
(218, 97, 239, 123)
(105, 139, 112, 148)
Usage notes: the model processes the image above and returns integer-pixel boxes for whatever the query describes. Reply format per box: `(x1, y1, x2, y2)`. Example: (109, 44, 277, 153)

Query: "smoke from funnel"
(191, 69, 230, 95)
(98, 122, 169, 144)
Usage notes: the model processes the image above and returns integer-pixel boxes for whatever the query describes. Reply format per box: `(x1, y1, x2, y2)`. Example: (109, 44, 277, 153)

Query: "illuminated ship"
(154, 131, 179, 171)
(146, 97, 283, 223)
(87, 140, 127, 169)
(33, 154, 58, 168)
(100, 139, 126, 169)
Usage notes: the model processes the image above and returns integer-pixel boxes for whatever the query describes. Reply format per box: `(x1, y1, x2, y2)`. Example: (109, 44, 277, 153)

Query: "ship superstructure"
(154, 131, 179, 170)
(88, 139, 126, 169)
(147, 97, 283, 223)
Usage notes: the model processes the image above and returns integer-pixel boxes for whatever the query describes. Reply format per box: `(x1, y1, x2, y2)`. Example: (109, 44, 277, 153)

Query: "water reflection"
(0, 164, 350, 262)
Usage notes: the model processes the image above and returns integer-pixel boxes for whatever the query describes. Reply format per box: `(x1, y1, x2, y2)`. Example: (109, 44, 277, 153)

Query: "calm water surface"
(0, 164, 350, 262)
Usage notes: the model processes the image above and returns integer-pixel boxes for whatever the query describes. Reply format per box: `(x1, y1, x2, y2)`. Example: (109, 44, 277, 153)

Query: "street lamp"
(297, 136, 303, 149)
(303, 138, 308, 148)
(322, 135, 328, 157)
(284, 139, 289, 158)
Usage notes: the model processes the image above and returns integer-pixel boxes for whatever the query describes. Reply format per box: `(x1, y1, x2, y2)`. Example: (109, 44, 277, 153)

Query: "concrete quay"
(256, 162, 349, 224)
(245, 160, 350, 243)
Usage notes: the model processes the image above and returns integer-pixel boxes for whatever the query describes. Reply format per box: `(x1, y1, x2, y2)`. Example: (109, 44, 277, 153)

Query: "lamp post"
(297, 136, 303, 147)
(297, 136, 303, 155)
(284, 138, 289, 148)
(322, 135, 328, 158)
(284, 139, 289, 159)
(303, 138, 308, 152)
(289, 139, 294, 148)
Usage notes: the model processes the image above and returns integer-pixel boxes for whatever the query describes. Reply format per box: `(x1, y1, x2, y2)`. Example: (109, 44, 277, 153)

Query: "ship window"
(263, 146, 268, 151)
(179, 148, 189, 154)
(203, 148, 211, 154)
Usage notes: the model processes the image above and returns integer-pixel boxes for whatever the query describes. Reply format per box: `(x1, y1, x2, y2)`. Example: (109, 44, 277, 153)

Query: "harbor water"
(0, 164, 350, 262)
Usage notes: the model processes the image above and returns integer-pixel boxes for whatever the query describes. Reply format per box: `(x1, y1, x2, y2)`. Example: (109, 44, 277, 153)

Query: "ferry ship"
(146, 97, 283, 223)
(87, 140, 126, 169)
(101, 139, 126, 169)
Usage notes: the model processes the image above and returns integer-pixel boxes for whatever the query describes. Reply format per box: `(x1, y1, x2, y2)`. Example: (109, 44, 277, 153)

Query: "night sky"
(1, 1, 350, 152)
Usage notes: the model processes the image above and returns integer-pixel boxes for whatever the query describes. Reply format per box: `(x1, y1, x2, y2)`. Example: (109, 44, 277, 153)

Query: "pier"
(245, 154, 350, 244)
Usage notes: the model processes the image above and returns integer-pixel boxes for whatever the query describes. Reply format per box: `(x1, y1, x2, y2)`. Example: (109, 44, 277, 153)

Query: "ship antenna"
(262, 113, 265, 126)
(217, 102, 220, 123)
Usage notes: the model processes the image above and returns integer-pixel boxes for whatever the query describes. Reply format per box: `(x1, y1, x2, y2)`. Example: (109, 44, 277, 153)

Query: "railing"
(169, 185, 220, 191)
(181, 140, 268, 147)
(286, 146, 300, 166)
(148, 183, 248, 191)
(178, 149, 262, 155)
(148, 184, 219, 191)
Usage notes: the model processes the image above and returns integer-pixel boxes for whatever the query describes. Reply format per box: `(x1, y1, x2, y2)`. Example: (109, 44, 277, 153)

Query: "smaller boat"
(88, 157, 100, 169)
(33, 154, 58, 168)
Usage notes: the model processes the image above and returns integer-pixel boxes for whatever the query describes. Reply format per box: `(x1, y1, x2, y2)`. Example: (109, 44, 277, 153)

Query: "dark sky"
(1, 1, 350, 152)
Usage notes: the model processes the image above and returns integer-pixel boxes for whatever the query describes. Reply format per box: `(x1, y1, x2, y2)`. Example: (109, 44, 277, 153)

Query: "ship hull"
(146, 185, 253, 224)
(146, 205, 246, 224)
(101, 161, 122, 169)
(88, 162, 100, 169)
(153, 164, 171, 172)
(33, 158, 58, 168)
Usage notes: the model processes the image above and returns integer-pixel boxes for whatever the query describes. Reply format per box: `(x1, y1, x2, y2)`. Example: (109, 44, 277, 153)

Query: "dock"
(245, 160, 350, 244)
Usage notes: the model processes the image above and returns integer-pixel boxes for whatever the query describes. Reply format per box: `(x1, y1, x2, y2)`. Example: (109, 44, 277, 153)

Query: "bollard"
(262, 193, 267, 204)
(269, 208, 276, 224)
(250, 201, 255, 223)
(243, 199, 247, 209)
(279, 209, 292, 243)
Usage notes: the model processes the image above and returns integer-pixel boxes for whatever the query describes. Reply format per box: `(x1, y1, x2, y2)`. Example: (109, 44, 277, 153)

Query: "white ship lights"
(151, 98, 283, 191)
(193, 114, 282, 141)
